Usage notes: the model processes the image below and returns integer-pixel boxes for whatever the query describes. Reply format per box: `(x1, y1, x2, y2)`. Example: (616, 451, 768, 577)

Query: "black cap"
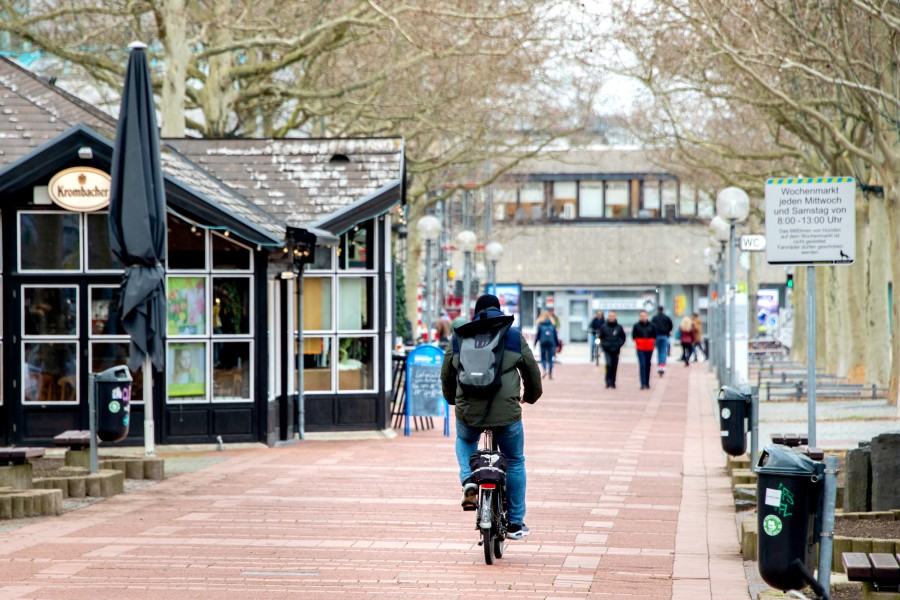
(474, 294, 501, 315)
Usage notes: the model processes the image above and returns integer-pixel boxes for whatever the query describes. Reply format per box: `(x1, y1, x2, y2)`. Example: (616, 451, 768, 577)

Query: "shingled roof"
(167, 138, 404, 233)
(0, 56, 115, 163)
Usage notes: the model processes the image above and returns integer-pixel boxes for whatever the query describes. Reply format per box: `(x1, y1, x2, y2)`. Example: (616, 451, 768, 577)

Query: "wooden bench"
(843, 552, 900, 592)
(0, 447, 45, 466)
(771, 433, 808, 448)
(53, 430, 92, 450)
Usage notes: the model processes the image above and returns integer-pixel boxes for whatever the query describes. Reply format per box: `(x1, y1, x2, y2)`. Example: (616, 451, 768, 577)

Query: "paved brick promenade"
(0, 361, 749, 599)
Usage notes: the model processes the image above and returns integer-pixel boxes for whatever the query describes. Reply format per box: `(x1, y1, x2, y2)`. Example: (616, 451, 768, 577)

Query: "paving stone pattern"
(0, 362, 748, 599)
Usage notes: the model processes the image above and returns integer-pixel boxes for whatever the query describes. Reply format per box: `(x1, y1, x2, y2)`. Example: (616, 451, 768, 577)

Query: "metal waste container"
(717, 385, 751, 456)
(756, 444, 824, 591)
(94, 365, 132, 443)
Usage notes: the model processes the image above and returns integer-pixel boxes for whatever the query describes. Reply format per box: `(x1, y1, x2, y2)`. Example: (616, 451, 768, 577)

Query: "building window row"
(493, 178, 714, 222)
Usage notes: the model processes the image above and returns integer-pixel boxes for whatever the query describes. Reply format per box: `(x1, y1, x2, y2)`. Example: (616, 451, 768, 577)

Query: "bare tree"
(601, 0, 899, 399)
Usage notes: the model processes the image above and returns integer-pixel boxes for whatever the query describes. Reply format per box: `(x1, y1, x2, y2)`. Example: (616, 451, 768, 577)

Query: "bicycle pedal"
(462, 502, 477, 511)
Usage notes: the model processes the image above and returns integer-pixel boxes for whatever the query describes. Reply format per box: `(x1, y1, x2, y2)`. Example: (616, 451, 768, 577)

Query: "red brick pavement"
(0, 361, 748, 599)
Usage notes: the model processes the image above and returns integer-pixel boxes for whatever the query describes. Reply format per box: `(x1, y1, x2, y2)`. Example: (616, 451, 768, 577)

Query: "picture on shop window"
(168, 343, 206, 397)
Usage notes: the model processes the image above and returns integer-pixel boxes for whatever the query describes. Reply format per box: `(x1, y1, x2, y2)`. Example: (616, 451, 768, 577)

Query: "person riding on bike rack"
(441, 294, 543, 540)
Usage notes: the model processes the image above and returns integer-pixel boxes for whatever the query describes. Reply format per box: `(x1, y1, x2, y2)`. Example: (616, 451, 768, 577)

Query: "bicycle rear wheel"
(480, 488, 494, 565)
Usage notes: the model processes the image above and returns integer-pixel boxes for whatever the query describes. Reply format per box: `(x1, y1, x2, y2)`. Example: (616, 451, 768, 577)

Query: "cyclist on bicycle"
(441, 294, 543, 540)
(589, 310, 605, 361)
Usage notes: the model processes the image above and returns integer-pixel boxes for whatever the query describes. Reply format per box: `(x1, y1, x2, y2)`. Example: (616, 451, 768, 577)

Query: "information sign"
(404, 344, 448, 436)
(740, 235, 766, 252)
(765, 177, 855, 265)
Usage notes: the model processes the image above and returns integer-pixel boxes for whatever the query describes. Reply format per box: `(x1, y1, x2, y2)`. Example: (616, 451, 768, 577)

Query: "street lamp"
(456, 230, 477, 317)
(417, 215, 442, 342)
(485, 241, 504, 289)
(703, 246, 717, 374)
(710, 216, 730, 382)
(716, 187, 750, 385)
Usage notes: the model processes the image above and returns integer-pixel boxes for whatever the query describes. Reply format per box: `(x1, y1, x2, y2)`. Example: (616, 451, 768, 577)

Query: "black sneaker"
(461, 482, 478, 510)
(507, 523, 530, 540)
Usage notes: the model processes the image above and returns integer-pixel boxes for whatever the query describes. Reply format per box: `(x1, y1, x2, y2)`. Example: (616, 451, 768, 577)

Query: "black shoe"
(611, 383, 616, 388)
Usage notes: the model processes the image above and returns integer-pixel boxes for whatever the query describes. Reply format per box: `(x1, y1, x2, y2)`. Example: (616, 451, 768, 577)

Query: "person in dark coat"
(650, 306, 673, 377)
(633, 310, 657, 389)
(599, 311, 626, 388)
(441, 294, 543, 540)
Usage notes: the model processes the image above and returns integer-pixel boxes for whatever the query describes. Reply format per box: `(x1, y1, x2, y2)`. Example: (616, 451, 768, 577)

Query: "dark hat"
(474, 294, 501, 314)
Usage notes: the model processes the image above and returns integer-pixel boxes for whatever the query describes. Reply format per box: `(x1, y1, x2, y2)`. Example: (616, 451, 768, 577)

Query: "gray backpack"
(453, 313, 515, 401)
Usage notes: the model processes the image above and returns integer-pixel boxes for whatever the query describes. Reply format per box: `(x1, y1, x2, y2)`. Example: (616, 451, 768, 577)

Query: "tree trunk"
(158, 0, 187, 137)
(884, 195, 900, 406)
(864, 195, 891, 387)
(845, 197, 868, 383)
(198, 8, 237, 137)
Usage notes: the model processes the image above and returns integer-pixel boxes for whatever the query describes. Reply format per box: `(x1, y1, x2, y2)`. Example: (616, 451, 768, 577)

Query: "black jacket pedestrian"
(632, 320, 657, 342)
(650, 312, 673, 337)
(599, 320, 626, 353)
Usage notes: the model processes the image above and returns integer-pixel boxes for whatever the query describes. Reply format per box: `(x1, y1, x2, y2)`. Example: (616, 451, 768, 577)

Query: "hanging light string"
(166, 206, 285, 251)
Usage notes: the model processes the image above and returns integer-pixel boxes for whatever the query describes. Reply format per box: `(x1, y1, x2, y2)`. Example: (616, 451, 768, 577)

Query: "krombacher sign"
(48, 167, 112, 212)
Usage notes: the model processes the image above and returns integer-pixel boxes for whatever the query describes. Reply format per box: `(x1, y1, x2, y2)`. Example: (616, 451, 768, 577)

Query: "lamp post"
(703, 246, 717, 374)
(417, 215, 442, 342)
(485, 241, 504, 290)
(456, 230, 477, 317)
(710, 216, 731, 383)
(716, 187, 750, 386)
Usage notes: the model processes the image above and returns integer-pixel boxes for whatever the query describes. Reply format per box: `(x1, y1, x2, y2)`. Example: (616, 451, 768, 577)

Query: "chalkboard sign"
(405, 345, 448, 436)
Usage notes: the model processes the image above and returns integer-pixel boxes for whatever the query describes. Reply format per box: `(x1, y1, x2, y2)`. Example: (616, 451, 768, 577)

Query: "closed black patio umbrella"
(108, 42, 167, 456)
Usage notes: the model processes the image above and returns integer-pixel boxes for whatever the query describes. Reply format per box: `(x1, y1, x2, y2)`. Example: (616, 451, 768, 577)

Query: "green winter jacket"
(440, 308, 543, 427)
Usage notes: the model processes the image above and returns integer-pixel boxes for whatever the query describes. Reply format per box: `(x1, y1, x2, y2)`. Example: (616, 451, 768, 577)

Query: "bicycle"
(590, 330, 602, 366)
(471, 429, 508, 565)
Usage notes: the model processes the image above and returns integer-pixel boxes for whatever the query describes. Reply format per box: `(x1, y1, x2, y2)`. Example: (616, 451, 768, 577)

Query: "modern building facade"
(436, 145, 786, 343)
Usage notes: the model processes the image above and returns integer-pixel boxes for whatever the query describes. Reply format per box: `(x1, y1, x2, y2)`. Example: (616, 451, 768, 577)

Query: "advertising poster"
(167, 277, 206, 335)
(168, 342, 206, 397)
(757, 288, 780, 335)
(487, 283, 522, 327)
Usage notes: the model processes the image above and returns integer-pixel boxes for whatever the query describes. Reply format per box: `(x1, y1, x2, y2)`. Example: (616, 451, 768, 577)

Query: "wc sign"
(740, 235, 767, 252)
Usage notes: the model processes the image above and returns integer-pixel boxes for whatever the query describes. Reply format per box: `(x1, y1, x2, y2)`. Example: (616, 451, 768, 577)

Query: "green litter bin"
(756, 444, 824, 591)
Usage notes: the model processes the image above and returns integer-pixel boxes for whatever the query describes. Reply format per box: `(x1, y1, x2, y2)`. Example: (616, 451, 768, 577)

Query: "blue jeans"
(539, 343, 555, 376)
(456, 420, 526, 525)
(637, 349, 653, 387)
(655, 336, 670, 367)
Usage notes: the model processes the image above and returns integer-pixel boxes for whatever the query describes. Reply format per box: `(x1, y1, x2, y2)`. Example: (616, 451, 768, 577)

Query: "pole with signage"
(765, 176, 855, 595)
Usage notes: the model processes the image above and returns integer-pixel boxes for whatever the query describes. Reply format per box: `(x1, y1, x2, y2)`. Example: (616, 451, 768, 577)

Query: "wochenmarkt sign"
(48, 167, 112, 212)
(765, 177, 855, 265)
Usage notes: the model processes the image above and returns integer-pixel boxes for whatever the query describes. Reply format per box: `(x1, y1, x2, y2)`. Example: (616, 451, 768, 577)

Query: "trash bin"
(94, 365, 132, 443)
(717, 385, 752, 456)
(756, 444, 825, 591)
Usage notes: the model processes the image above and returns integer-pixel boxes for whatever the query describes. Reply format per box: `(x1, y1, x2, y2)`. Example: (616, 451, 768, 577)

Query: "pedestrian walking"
(599, 310, 626, 388)
(678, 316, 694, 366)
(650, 306, 673, 377)
(534, 311, 559, 379)
(434, 311, 452, 348)
(633, 310, 656, 389)
(690, 312, 707, 361)
(588, 309, 605, 362)
(441, 294, 543, 540)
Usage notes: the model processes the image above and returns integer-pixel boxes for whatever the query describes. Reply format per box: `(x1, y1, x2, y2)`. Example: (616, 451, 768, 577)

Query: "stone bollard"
(844, 444, 872, 512)
(871, 433, 900, 511)
(68, 477, 86, 498)
(0, 495, 11, 520)
(143, 459, 164, 480)
(125, 460, 144, 480)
